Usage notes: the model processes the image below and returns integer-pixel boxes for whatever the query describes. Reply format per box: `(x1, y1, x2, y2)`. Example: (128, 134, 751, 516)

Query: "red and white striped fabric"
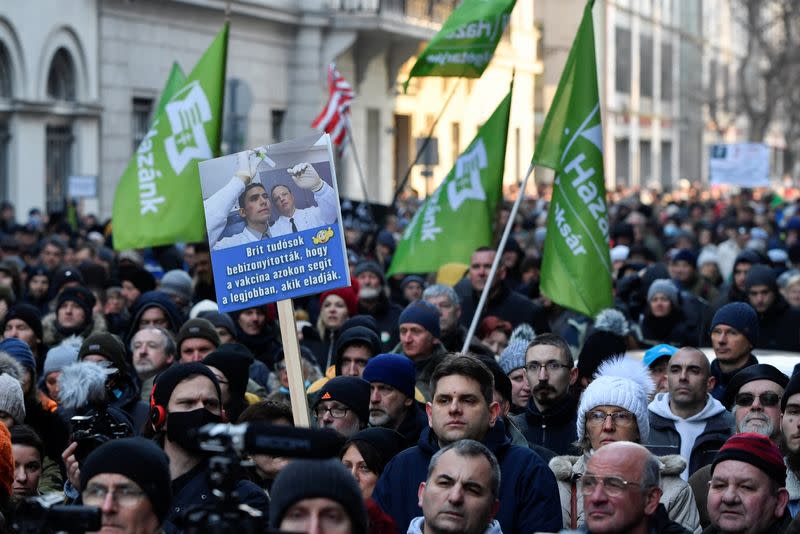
(312, 64, 355, 151)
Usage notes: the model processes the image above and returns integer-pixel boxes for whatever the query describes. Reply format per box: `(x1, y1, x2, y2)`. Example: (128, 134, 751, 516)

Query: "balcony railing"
(326, 0, 458, 24)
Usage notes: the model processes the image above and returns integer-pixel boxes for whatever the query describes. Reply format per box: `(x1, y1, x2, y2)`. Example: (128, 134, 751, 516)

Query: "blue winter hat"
(398, 300, 440, 339)
(362, 353, 415, 399)
(671, 248, 697, 266)
(710, 302, 759, 346)
(0, 338, 36, 375)
(643, 344, 678, 367)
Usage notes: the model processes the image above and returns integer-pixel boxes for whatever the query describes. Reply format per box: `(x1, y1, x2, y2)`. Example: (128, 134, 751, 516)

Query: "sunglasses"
(734, 392, 781, 408)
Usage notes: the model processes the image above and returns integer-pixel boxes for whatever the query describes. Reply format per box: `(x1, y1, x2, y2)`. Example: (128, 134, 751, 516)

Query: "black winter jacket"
(509, 394, 580, 456)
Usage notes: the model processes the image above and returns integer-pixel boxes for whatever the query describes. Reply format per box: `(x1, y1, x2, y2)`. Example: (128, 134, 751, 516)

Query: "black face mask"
(166, 408, 222, 452)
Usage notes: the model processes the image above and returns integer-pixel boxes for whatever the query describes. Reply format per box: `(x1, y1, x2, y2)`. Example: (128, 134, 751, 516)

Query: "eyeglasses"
(525, 361, 571, 373)
(83, 484, 146, 507)
(313, 406, 350, 419)
(580, 474, 641, 496)
(586, 410, 636, 426)
(734, 392, 781, 408)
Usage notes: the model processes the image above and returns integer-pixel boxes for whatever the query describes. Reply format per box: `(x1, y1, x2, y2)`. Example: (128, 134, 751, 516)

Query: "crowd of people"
(0, 186, 799, 533)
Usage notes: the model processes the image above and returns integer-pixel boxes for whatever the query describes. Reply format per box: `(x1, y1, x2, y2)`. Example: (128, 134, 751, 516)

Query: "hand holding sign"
(288, 163, 324, 192)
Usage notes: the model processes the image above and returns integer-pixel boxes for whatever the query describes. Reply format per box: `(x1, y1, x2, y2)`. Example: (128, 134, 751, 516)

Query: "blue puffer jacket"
(373, 419, 562, 534)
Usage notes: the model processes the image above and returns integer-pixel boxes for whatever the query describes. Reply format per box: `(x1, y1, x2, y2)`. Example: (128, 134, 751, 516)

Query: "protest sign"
(199, 132, 349, 313)
(710, 143, 770, 188)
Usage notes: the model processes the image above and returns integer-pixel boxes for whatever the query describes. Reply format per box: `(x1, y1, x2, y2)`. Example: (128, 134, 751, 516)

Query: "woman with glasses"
(548, 356, 700, 532)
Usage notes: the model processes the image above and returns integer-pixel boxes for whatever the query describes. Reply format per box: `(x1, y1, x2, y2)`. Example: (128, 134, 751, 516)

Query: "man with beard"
(354, 261, 401, 350)
(147, 363, 267, 531)
(780, 373, 800, 517)
(510, 333, 580, 455)
(363, 353, 427, 444)
(688, 364, 788, 528)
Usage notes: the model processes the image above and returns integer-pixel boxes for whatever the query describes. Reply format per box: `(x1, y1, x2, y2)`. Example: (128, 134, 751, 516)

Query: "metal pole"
(343, 114, 372, 204)
(461, 164, 535, 353)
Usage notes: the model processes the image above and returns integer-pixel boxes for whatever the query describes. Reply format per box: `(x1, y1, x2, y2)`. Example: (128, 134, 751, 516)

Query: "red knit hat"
(0, 423, 12, 497)
(711, 433, 786, 486)
(320, 279, 360, 318)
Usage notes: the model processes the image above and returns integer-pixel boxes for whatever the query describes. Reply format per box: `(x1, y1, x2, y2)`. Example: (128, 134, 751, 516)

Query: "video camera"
(178, 422, 344, 534)
(10, 493, 101, 534)
(70, 409, 132, 464)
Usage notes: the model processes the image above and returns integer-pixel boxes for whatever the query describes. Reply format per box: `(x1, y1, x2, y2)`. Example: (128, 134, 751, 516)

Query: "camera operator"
(146, 362, 268, 532)
(79, 437, 171, 534)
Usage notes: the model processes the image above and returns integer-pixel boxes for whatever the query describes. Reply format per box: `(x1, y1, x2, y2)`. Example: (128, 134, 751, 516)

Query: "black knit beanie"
(57, 286, 96, 319)
(203, 345, 253, 396)
(2, 304, 43, 342)
(269, 459, 366, 534)
(80, 437, 172, 522)
(152, 362, 221, 409)
(79, 332, 127, 371)
(313, 376, 371, 424)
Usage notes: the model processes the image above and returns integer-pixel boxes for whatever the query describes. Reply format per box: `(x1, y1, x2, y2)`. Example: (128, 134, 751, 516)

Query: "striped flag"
(312, 64, 355, 153)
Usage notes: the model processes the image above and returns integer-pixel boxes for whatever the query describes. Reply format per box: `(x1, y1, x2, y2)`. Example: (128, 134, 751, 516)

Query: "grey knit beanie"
(499, 324, 536, 375)
(0, 374, 25, 424)
(647, 279, 679, 308)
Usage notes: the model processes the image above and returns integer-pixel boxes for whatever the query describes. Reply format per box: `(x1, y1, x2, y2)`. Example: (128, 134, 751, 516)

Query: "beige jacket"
(549, 453, 701, 533)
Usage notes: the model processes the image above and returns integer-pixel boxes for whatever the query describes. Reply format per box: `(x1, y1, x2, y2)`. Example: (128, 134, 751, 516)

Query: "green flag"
(155, 62, 187, 117)
(112, 25, 228, 250)
(404, 0, 516, 90)
(533, 0, 612, 317)
(388, 86, 512, 275)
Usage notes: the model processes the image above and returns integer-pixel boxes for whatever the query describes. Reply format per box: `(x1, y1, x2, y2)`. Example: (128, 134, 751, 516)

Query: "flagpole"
(391, 79, 462, 205)
(461, 163, 535, 354)
(342, 115, 375, 220)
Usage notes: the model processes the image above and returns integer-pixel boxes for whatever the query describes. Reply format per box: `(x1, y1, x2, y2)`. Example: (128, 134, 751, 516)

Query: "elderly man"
(687, 363, 789, 528)
(131, 326, 176, 401)
(647, 347, 732, 479)
(269, 459, 367, 534)
(423, 284, 466, 352)
(362, 353, 427, 444)
(410, 440, 502, 534)
(571, 442, 688, 534)
(549, 357, 699, 531)
(312, 376, 370, 438)
(706, 433, 791, 533)
(511, 333, 580, 456)
(79, 437, 171, 534)
(708, 302, 760, 401)
(373, 354, 562, 534)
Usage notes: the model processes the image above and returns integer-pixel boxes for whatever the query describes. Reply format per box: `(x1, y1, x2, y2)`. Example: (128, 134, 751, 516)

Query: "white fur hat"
(576, 356, 654, 444)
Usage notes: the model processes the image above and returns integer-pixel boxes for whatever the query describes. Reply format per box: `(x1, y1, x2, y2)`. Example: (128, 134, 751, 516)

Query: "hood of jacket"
(649, 392, 727, 422)
(125, 291, 184, 342)
(407, 517, 502, 534)
(549, 452, 687, 481)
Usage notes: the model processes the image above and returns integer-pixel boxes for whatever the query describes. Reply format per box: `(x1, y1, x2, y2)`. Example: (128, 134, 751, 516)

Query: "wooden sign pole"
(276, 299, 311, 427)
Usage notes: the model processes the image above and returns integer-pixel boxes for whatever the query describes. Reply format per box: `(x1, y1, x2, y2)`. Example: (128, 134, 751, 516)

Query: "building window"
(46, 125, 74, 213)
(640, 140, 652, 184)
(132, 97, 153, 153)
(661, 141, 672, 189)
(615, 27, 632, 94)
(640, 35, 653, 98)
(271, 109, 285, 143)
(47, 48, 76, 102)
(616, 138, 630, 186)
(0, 42, 11, 98)
(367, 108, 380, 191)
(661, 42, 672, 101)
(0, 122, 9, 200)
(451, 122, 460, 164)
(223, 78, 250, 154)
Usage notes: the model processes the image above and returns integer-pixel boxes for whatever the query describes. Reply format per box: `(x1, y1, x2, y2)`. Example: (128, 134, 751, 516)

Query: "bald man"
(646, 347, 733, 479)
(581, 442, 683, 534)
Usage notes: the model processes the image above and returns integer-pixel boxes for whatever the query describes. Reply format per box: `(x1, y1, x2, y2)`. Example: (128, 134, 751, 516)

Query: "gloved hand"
(288, 162, 323, 192)
(234, 151, 253, 184)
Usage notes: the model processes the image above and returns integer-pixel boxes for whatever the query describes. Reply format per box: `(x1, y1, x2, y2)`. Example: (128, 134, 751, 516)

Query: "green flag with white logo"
(403, 0, 516, 91)
(112, 25, 228, 250)
(533, 0, 612, 317)
(155, 62, 187, 117)
(388, 86, 512, 275)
